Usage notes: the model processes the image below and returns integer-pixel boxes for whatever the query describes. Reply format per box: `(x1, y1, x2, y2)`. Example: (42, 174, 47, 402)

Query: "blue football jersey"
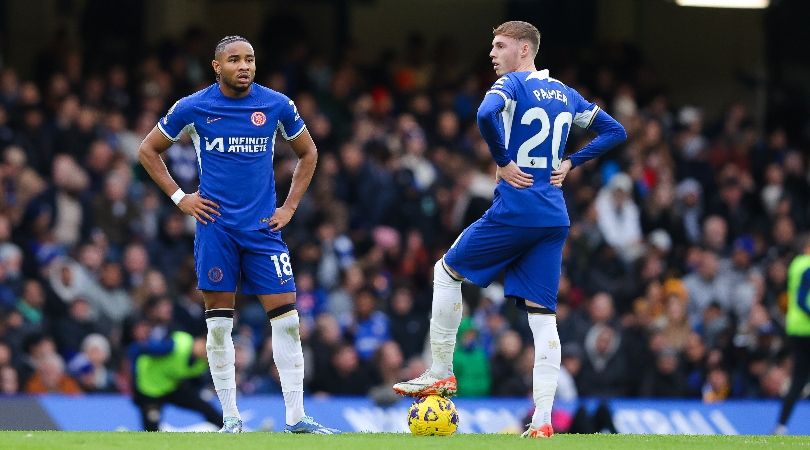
(158, 83, 305, 230)
(484, 69, 599, 227)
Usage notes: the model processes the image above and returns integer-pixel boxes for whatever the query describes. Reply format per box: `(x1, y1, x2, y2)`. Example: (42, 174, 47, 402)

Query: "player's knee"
(535, 343, 561, 372)
(535, 354, 561, 374)
(434, 259, 462, 286)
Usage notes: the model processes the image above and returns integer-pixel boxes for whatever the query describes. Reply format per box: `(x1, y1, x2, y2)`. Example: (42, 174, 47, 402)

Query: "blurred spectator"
(0, 341, 11, 368)
(92, 261, 134, 329)
(53, 297, 102, 357)
(326, 265, 364, 327)
(697, 302, 732, 349)
(701, 215, 729, 255)
(68, 333, 115, 393)
(350, 287, 390, 361)
(318, 342, 375, 396)
(18, 333, 56, 384)
(91, 172, 139, 249)
(759, 365, 788, 399)
(122, 243, 150, 291)
(315, 221, 354, 291)
(0, 365, 19, 395)
(674, 178, 704, 244)
(682, 332, 707, 397)
(388, 286, 428, 360)
(47, 257, 99, 311)
(0, 214, 23, 288)
(148, 212, 193, 281)
(595, 173, 643, 263)
(20, 155, 91, 249)
(308, 314, 343, 393)
(702, 367, 731, 403)
(660, 295, 691, 352)
(489, 330, 529, 396)
(453, 317, 490, 397)
(24, 353, 82, 394)
(684, 250, 734, 326)
(640, 348, 688, 398)
(15, 279, 46, 330)
(579, 324, 629, 397)
(723, 235, 759, 323)
(0, 147, 46, 225)
(294, 271, 327, 332)
(368, 341, 405, 406)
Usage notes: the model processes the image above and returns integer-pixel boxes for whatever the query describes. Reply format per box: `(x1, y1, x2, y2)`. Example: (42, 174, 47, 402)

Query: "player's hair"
(493, 21, 541, 57)
(214, 35, 250, 59)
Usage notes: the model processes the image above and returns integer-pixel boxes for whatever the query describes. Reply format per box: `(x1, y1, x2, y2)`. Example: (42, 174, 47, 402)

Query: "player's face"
(490, 35, 520, 76)
(214, 41, 256, 94)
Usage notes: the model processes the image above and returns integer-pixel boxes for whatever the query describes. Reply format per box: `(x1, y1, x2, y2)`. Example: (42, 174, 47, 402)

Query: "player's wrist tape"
(170, 188, 186, 205)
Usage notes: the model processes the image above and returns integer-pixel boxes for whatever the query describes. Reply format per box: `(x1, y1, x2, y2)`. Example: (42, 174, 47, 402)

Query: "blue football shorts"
(194, 221, 296, 295)
(443, 215, 569, 311)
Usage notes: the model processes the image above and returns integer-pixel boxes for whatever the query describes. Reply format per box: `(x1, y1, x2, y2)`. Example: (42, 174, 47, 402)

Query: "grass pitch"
(1, 432, 808, 450)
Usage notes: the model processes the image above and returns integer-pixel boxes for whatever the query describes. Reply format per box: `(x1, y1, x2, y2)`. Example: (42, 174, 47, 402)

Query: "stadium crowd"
(0, 28, 807, 410)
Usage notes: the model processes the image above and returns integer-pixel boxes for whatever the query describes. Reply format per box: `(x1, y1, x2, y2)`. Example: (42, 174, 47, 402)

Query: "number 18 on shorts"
(194, 221, 297, 294)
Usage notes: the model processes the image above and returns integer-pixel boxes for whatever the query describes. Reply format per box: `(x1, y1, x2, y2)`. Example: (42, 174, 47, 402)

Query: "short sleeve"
(157, 97, 193, 142)
(570, 88, 601, 129)
(485, 75, 516, 103)
(278, 97, 306, 141)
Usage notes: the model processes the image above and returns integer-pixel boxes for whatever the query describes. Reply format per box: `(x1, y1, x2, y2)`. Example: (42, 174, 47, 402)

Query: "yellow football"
(407, 395, 459, 436)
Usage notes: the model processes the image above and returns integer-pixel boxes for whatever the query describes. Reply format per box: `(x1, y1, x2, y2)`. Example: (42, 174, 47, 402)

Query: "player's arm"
(550, 109, 627, 187)
(267, 128, 317, 231)
(133, 335, 175, 356)
(476, 91, 532, 189)
(566, 109, 626, 168)
(798, 268, 810, 315)
(138, 127, 220, 224)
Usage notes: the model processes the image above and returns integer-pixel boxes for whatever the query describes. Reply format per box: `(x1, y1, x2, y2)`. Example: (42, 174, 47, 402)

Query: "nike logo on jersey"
(206, 116, 223, 124)
(280, 277, 293, 285)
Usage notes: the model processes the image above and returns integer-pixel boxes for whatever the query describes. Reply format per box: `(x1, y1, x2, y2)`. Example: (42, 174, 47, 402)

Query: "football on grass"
(407, 395, 459, 436)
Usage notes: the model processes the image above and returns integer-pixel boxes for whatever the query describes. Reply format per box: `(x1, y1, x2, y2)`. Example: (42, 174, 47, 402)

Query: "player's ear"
(212, 60, 221, 79)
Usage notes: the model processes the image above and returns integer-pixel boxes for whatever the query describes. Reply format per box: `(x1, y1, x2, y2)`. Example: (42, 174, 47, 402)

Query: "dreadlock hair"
(214, 35, 250, 59)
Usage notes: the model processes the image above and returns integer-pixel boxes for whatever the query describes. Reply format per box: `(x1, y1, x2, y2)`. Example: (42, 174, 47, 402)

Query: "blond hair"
(493, 21, 541, 57)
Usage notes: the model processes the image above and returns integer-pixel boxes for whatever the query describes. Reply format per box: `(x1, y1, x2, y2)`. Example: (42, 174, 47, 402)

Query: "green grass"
(1, 432, 809, 450)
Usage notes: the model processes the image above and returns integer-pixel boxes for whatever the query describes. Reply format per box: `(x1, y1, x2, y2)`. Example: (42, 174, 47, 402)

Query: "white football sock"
(529, 313, 561, 427)
(283, 391, 304, 425)
(217, 388, 239, 419)
(429, 259, 463, 377)
(270, 311, 306, 425)
(206, 313, 240, 419)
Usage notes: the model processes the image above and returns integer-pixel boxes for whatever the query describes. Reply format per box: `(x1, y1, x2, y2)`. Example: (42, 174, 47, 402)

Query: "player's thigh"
(444, 216, 533, 287)
(194, 222, 239, 293)
(504, 226, 569, 311)
(239, 228, 297, 295)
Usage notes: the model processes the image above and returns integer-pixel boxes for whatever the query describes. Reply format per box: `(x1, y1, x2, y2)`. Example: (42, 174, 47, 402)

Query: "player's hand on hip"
(177, 192, 220, 225)
(498, 161, 533, 189)
(268, 205, 294, 231)
(550, 159, 572, 188)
